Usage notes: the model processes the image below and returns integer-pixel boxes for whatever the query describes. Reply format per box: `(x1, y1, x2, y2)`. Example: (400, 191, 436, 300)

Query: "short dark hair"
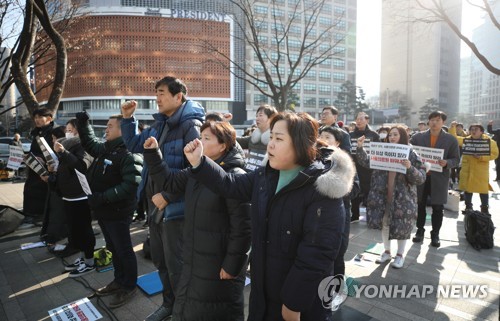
(205, 112, 225, 122)
(468, 123, 484, 133)
(109, 114, 124, 123)
(66, 119, 78, 129)
(33, 107, 53, 118)
(256, 104, 278, 118)
(319, 126, 343, 143)
(322, 106, 339, 116)
(155, 76, 188, 102)
(51, 126, 66, 139)
(377, 126, 390, 134)
(200, 121, 236, 154)
(389, 125, 409, 145)
(456, 123, 464, 129)
(355, 112, 369, 120)
(428, 110, 447, 121)
(270, 112, 319, 167)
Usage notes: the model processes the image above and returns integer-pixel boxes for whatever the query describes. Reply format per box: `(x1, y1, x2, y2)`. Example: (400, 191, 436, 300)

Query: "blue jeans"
(98, 217, 137, 290)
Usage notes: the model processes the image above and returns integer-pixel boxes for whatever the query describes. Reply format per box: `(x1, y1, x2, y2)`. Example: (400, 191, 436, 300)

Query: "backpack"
(464, 210, 495, 251)
(0, 205, 24, 237)
(93, 247, 113, 267)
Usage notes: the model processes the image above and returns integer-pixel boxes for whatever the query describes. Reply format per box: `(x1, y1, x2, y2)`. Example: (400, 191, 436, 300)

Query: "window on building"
(319, 71, 331, 79)
(319, 84, 331, 93)
(304, 83, 316, 91)
(333, 72, 345, 80)
(255, 6, 268, 15)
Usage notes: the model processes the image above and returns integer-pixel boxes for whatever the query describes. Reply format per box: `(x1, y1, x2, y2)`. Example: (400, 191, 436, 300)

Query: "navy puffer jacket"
(121, 100, 205, 220)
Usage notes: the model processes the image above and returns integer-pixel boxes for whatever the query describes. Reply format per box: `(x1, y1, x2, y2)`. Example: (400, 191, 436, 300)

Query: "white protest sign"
(412, 146, 444, 172)
(49, 297, 102, 321)
(351, 138, 371, 155)
(7, 145, 24, 170)
(369, 142, 410, 174)
(75, 169, 92, 195)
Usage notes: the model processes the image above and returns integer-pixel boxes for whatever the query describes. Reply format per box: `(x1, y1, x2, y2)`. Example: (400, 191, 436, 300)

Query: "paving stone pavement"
(0, 165, 498, 321)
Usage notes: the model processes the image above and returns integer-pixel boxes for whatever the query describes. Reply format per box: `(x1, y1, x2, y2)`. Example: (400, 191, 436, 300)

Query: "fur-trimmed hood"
(314, 147, 356, 199)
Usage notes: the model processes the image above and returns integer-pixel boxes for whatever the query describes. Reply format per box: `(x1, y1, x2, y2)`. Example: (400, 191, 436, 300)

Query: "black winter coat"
(78, 121, 143, 220)
(349, 126, 380, 193)
(144, 147, 251, 321)
(190, 149, 356, 321)
(23, 121, 55, 216)
(51, 137, 93, 199)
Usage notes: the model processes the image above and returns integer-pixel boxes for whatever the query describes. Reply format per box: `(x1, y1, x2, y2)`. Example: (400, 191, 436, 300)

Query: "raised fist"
(75, 111, 90, 122)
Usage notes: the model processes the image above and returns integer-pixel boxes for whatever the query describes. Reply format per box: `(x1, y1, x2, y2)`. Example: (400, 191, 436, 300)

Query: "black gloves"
(75, 111, 90, 123)
(87, 192, 107, 210)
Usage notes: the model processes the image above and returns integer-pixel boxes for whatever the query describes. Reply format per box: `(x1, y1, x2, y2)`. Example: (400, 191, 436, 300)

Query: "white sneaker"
(391, 255, 405, 269)
(376, 252, 391, 263)
(331, 292, 347, 311)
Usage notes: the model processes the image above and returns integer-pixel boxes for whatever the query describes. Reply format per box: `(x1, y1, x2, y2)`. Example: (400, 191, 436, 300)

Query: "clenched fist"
(121, 100, 137, 118)
(144, 137, 158, 149)
(184, 139, 203, 168)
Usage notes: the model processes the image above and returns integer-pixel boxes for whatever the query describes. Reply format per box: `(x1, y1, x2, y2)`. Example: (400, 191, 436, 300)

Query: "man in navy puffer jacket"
(120, 76, 204, 321)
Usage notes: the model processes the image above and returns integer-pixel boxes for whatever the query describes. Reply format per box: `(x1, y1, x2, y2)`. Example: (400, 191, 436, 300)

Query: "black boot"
(462, 205, 473, 215)
(430, 231, 440, 248)
(412, 229, 424, 243)
(480, 205, 489, 214)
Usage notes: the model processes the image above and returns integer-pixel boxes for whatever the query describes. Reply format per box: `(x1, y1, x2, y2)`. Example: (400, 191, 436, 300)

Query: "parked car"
(0, 137, 32, 154)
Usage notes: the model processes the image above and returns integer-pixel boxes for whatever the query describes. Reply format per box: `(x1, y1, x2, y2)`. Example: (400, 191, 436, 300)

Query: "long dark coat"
(144, 147, 251, 321)
(410, 129, 460, 205)
(357, 147, 427, 239)
(190, 148, 356, 321)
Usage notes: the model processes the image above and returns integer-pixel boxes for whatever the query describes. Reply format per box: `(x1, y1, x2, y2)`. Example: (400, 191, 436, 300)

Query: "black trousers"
(64, 199, 95, 259)
(416, 177, 444, 235)
(149, 218, 184, 307)
(99, 216, 137, 290)
(333, 197, 350, 276)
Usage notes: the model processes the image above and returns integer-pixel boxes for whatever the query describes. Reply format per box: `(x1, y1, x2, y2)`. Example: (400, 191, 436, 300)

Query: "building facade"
(245, 0, 357, 120)
(467, 3, 500, 123)
(36, 0, 357, 124)
(380, 0, 462, 127)
(36, 0, 246, 124)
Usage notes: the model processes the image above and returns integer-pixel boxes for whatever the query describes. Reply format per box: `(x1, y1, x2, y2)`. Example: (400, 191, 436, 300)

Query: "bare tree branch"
(415, 0, 500, 75)
(199, 0, 347, 110)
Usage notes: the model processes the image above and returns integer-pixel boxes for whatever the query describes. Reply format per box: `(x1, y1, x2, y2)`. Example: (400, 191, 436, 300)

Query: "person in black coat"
(487, 120, 500, 181)
(349, 112, 380, 222)
(143, 121, 251, 321)
(184, 112, 356, 321)
(51, 119, 95, 277)
(22, 107, 55, 226)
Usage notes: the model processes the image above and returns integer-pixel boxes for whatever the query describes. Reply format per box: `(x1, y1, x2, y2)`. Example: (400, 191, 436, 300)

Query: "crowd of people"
(17, 75, 499, 321)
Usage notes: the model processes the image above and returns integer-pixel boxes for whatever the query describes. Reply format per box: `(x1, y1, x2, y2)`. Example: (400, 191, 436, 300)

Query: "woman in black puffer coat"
(184, 112, 356, 321)
(143, 121, 251, 321)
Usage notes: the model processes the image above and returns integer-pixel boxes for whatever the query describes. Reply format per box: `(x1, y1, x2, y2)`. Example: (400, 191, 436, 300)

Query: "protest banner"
(36, 136, 59, 170)
(75, 169, 92, 195)
(24, 153, 48, 176)
(7, 145, 24, 170)
(48, 297, 102, 321)
(368, 142, 410, 174)
(351, 138, 371, 154)
(462, 138, 490, 156)
(412, 146, 444, 172)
